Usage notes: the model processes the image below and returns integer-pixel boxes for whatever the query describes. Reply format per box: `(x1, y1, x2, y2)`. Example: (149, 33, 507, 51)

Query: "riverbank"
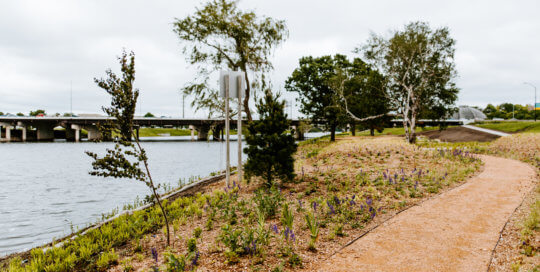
(2, 135, 482, 271)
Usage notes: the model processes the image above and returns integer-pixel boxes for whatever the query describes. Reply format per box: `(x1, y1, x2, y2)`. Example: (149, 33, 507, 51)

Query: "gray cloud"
(1, 0, 539, 117)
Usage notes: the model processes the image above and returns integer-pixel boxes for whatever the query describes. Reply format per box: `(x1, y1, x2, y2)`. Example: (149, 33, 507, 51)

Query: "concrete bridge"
(0, 117, 303, 142)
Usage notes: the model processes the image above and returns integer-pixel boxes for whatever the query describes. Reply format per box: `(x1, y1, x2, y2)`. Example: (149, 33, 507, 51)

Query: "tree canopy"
(173, 0, 288, 121)
(359, 21, 458, 143)
(286, 54, 390, 140)
(329, 61, 392, 136)
(285, 55, 350, 141)
(29, 109, 46, 116)
(94, 50, 139, 142)
(483, 103, 536, 120)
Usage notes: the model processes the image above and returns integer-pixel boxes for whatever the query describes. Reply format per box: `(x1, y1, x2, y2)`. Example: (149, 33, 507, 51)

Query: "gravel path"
(316, 155, 535, 271)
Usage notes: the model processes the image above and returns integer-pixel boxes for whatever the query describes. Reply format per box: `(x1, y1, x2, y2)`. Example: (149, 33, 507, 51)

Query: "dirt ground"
(315, 155, 536, 271)
(489, 183, 540, 272)
(418, 126, 500, 142)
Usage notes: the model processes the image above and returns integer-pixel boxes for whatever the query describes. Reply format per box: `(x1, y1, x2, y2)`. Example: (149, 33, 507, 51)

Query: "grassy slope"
(473, 121, 540, 133)
(354, 126, 441, 136)
(2, 135, 482, 272)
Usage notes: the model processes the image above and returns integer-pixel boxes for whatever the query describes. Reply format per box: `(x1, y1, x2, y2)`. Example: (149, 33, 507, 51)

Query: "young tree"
(85, 50, 171, 245)
(144, 112, 155, 118)
(285, 55, 351, 141)
(173, 0, 288, 121)
(359, 21, 459, 143)
(243, 91, 297, 187)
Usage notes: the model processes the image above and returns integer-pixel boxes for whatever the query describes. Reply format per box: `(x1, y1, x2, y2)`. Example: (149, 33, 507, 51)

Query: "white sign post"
(220, 71, 246, 187)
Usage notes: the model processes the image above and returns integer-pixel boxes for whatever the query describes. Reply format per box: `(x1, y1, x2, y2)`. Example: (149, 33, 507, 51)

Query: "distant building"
(450, 106, 486, 124)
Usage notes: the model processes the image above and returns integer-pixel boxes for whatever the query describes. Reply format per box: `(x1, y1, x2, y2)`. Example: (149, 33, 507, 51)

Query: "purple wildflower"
(191, 251, 200, 266)
(272, 224, 279, 234)
(327, 201, 335, 215)
(284, 227, 291, 240)
(298, 199, 303, 209)
(333, 196, 341, 206)
(151, 248, 158, 263)
(312, 201, 318, 212)
(366, 197, 373, 206)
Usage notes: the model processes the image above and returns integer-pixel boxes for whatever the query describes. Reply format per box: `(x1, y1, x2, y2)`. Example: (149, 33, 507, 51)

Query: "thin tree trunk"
(243, 70, 252, 122)
(409, 106, 417, 144)
(370, 127, 375, 136)
(351, 123, 356, 136)
(134, 138, 170, 246)
(330, 122, 337, 141)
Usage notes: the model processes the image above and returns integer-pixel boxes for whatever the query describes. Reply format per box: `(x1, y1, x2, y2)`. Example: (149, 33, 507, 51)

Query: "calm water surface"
(0, 133, 326, 256)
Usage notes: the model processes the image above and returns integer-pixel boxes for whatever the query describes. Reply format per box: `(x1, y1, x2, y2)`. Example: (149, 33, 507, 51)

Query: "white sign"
(219, 71, 246, 99)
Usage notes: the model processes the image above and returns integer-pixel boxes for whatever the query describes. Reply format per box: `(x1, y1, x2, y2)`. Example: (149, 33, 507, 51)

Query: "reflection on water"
(0, 132, 327, 256)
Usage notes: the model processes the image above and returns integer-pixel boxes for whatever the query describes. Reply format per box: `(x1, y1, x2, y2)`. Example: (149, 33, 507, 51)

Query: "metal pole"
(237, 74, 242, 184)
(70, 81, 73, 116)
(225, 75, 230, 187)
(524, 82, 537, 121)
(182, 94, 185, 119)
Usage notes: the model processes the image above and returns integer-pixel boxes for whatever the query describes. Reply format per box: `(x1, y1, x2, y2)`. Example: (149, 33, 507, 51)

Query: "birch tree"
(358, 21, 458, 143)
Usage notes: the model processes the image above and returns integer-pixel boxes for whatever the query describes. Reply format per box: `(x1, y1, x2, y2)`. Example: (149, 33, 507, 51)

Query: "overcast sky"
(1, 0, 539, 117)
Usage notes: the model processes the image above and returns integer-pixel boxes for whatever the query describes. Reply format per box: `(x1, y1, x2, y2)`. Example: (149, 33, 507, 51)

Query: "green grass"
(472, 121, 540, 133)
(353, 126, 441, 136)
(137, 128, 193, 137)
(138, 128, 239, 137)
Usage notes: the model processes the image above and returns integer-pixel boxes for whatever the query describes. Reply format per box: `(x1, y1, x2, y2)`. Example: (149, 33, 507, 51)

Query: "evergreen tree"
(243, 91, 297, 187)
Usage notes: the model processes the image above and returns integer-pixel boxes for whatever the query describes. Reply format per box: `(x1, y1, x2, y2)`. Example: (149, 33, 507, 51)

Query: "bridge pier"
(85, 125, 101, 141)
(69, 124, 81, 142)
(189, 125, 195, 141)
(196, 125, 210, 141)
(36, 124, 55, 141)
(292, 125, 304, 140)
(18, 123, 27, 142)
(211, 124, 223, 141)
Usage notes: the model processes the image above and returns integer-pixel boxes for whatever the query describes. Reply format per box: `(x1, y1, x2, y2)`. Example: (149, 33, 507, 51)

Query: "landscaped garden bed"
(3, 136, 482, 272)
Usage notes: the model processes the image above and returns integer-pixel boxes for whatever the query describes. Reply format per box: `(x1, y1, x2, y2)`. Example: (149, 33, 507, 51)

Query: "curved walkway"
(317, 155, 535, 272)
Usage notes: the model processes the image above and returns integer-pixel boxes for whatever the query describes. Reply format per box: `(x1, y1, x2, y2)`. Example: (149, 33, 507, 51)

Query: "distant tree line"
(482, 103, 536, 120)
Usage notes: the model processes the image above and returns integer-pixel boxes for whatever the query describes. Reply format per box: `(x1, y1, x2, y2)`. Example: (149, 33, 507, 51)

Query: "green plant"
(281, 203, 294, 229)
(187, 238, 197, 253)
(334, 223, 345, 237)
(165, 251, 186, 272)
(121, 258, 134, 272)
(244, 91, 298, 186)
(193, 227, 202, 239)
(96, 249, 119, 271)
(254, 186, 283, 219)
(305, 212, 319, 251)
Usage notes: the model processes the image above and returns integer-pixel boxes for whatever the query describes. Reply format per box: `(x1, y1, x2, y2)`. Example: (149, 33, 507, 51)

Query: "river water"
(0, 133, 326, 256)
